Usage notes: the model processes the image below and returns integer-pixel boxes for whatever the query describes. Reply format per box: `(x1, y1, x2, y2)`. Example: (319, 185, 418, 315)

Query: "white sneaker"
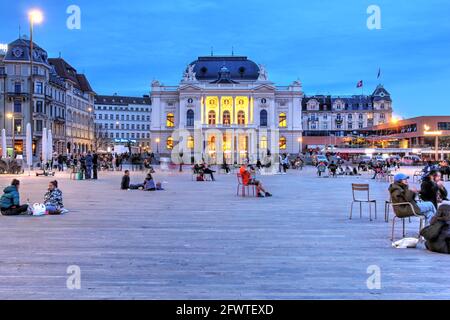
(59, 208, 69, 214)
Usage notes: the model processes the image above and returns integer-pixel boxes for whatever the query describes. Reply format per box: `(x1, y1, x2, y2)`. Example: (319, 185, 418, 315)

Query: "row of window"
(98, 123, 151, 131)
(101, 132, 151, 139)
(162, 136, 290, 150)
(170, 110, 287, 127)
(95, 105, 150, 112)
(96, 114, 151, 121)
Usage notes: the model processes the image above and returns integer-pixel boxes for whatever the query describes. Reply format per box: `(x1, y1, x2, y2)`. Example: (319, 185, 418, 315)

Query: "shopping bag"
(32, 203, 47, 216)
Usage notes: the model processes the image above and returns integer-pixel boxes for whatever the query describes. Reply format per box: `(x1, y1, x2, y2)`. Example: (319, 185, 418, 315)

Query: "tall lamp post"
(155, 137, 160, 154)
(7, 113, 14, 158)
(297, 136, 303, 154)
(28, 9, 43, 135)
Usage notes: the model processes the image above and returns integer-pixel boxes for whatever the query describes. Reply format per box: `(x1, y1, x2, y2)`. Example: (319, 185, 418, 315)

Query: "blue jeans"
(46, 205, 58, 214)
(417, 201, 437, 221)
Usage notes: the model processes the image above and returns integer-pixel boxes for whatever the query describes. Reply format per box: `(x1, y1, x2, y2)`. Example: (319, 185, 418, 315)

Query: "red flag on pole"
(356, 80, 363, 88)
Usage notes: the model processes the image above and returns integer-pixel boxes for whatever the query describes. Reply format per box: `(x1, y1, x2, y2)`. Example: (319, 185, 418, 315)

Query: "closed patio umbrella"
(1, 129, 7, 158)
(42, 128, 47, 166)
(26, 123, 32, 174)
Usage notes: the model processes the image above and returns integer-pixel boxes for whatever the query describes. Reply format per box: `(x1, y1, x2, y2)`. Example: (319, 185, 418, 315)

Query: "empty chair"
(349, 183, 377, 221)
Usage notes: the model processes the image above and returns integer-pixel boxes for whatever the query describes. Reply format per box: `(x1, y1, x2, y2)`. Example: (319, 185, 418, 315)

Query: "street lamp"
(297, 137, 303, 154)
(28, 9, 43, 135)
(155, 137, 160, 154)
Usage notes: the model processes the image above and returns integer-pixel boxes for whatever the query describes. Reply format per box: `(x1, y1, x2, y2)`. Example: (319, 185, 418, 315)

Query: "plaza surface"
(0, 165, 449, 300)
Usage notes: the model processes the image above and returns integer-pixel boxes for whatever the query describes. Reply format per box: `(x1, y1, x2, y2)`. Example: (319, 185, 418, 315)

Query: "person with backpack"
(0, 179, 29, 216)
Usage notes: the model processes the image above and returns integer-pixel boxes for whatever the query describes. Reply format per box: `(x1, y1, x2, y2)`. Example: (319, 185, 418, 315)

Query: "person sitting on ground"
(43, 180, 67, 215)
(143, 173, 164, 191)
(121, 170, 144, 190)
(0, 179, 29, 216)
(389, 173, 437, 222)
(239, 163, 272, 198)
(345, 166, 352, 176)
(420, 170, 448, 209)
(420, 204, 450, 254)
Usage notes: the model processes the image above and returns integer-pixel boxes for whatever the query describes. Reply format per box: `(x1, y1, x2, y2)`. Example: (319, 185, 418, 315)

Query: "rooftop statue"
(183, 64, 197, 82)
(258, 64, 268, 81)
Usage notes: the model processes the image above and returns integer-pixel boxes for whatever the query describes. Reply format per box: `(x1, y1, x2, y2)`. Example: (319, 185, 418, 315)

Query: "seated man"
(0, 179, 29, 216)
(389, 173, 436, 222)
(201, 163, 216, 181)
(43, 180, 67, 215)
(239, 163, 272, 198)
(121, 170, 144, 190)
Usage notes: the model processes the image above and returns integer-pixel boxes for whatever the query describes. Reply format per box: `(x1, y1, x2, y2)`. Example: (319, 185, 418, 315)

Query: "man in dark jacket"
(0, 179, 29, 215)
(121, 170, 131, 190)
(389, 173, 436, 221)
(420, 171, 449, 209)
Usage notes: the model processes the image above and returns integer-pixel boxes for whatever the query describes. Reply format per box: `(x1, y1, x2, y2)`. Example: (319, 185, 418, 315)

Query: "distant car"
(401, 155, 422, 165)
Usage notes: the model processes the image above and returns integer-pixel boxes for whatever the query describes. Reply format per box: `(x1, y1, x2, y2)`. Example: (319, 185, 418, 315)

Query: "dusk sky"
(1, 0, 449, 118)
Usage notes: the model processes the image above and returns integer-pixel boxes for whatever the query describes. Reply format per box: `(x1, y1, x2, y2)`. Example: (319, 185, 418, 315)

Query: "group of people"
(0, 179, 66, 216)
(121, 170, 163, 191)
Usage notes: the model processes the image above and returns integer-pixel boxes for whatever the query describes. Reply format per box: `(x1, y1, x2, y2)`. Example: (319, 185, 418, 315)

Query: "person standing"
(93, 152, 98, 180)
(85, 152, 93, 179)
(57, 154, 64, 172)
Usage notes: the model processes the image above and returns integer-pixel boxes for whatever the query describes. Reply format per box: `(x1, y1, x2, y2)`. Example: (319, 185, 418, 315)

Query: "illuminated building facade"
(150, 56, 303, 163)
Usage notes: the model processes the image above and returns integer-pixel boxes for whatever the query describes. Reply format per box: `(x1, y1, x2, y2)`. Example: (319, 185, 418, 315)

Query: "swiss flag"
(356, 80, 363, 88)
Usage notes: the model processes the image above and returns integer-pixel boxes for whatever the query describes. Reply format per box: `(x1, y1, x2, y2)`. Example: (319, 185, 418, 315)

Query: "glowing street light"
(28, 9, 44, 137)
(29, 9, 44, 24)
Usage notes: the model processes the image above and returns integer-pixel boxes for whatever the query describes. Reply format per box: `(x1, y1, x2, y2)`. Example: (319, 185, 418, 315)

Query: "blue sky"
(1, 0, 449, 117)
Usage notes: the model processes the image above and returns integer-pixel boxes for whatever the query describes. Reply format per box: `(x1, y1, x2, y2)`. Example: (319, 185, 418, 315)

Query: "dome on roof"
(189, 56, 260, 81)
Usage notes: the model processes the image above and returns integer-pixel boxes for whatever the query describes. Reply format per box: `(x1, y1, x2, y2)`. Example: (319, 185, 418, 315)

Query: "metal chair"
(390, 202, 426, 241)
(349, 184, 377, 221)
(237, 173, 256, 197)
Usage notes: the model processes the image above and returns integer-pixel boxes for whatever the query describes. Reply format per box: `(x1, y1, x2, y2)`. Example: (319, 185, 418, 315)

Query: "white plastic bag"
(32, 203, 47, 216)
(392, 237, 419, 249)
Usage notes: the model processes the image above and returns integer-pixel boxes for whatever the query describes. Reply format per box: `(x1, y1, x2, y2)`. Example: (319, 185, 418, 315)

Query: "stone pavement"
(0, 166, 449, 299)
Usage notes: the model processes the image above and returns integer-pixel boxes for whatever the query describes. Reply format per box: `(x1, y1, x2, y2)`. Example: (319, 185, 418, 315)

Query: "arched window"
(187, 136, 194, 149)
(279, 113, 287, 128)
(260, 136, 268, 150)
(260, 110, 268, 127)
(279, 136, 287, 150)
(186, 109, 194, 127)
(237, 111, 245, 125)
(208, 110, 216, 125)
(166, 137, 174, 150)
(166, 113, 175, 127)
(223, 110, 231, 126)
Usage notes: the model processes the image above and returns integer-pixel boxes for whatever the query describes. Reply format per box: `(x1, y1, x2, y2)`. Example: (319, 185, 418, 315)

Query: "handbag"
(32, 203, 47, 216)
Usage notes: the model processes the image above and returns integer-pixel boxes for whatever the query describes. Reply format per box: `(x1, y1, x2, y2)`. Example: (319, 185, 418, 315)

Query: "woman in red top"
(239, 164, 272, 197)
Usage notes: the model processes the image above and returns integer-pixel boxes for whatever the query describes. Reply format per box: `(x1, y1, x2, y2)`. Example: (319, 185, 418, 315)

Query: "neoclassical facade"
(150, 56, 303, 163)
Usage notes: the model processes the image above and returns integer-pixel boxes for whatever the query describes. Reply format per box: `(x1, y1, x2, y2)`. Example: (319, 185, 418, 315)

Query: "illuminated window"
(223, 111, 231, 126)
(260, 110, 268, 127)
(166, 113, 175, 127)
(260, 136, 267, 150)
(279, 136, 287, 150)
(237, 111, 245, 125)
(208, 110, 216, 125)
(187, 136, 194, 149)
(279, 113, 287, 128)
(166, 137, 174, 150)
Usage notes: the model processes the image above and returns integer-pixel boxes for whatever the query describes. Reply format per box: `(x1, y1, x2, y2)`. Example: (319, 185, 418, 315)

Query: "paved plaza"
(0, 165, 449, 299)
